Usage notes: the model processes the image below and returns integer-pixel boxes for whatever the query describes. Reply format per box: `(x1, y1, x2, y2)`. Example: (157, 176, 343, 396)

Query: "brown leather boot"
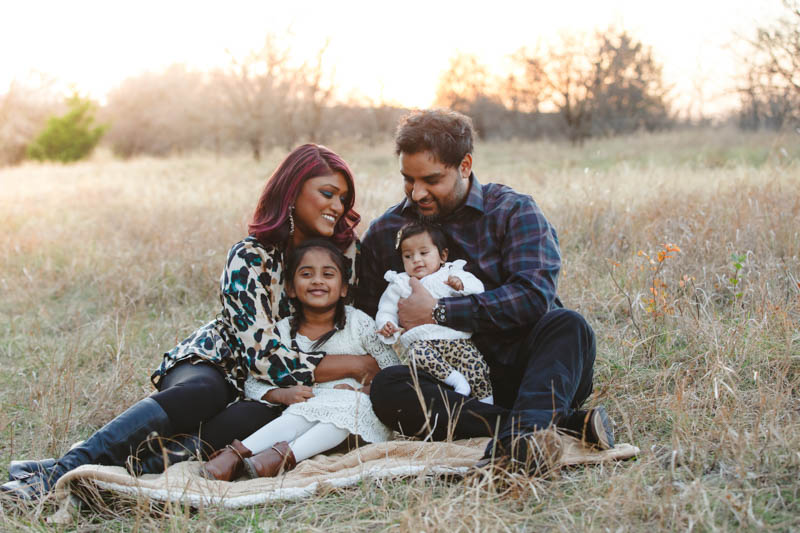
(200, 439, 252, 481)
(242, 441, 297, 479)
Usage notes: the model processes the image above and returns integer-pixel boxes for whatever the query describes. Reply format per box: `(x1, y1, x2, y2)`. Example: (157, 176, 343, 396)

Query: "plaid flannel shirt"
(355, 173, 562, 366)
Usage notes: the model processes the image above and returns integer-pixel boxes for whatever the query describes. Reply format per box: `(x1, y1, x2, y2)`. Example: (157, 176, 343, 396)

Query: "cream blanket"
(50, 436, 638, 522)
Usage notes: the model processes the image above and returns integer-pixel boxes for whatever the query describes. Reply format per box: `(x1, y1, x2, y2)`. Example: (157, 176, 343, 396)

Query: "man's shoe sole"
(0, 473, 50, 501)
(590, 406, 615, 450)
(8, 458, 57, 481)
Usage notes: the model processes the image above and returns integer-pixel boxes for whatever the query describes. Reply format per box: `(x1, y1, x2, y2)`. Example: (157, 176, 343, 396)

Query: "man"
(356, 109, 613, 472)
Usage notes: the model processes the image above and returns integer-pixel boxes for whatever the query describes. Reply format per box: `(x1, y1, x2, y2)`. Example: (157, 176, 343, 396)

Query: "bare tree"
(434, 54, 508, 139)
(216, 33, 300, 160)
(591, 31, 672, 135)
(737, 0, 800, 130)
(514, 29, 672, 144)
(298, 39, 335, 145)
(0, 75, 60, 166)
(103, 64, 219, 157)
(515, 34, 596, 144)
(101, 33, 338, 158)
(435, 54, 493, 109)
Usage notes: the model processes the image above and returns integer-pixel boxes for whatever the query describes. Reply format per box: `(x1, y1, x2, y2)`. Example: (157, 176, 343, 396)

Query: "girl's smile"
(288, 249, 347, 311)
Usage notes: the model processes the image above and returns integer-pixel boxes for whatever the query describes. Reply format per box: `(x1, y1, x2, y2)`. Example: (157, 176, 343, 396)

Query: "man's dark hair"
(395, 221, 449, 256)
(394, 109, 475, 168)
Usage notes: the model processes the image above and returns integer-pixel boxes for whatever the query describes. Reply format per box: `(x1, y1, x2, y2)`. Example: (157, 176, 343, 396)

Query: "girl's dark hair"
(395, 221, 449, 256)
(285, 238, 349, 350)
(248, 144, 360, 250)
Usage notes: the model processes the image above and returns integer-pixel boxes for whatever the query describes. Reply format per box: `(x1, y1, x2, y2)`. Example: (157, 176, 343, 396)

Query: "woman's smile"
(291, 172, 349, 245)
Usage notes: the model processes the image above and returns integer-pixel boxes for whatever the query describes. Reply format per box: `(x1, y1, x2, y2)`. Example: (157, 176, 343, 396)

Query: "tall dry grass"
(0, 128, 798, 531)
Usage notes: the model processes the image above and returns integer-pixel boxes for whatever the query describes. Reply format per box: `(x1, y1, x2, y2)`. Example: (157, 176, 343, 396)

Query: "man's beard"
(407, 174, 468, 222)
(413, 204, 440, 223)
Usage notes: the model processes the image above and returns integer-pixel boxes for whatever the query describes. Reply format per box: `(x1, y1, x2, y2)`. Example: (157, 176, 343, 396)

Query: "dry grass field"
(0, 128, 798, 531)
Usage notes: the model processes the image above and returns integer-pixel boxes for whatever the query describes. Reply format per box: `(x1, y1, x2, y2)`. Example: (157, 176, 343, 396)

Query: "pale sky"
(0, 0, 788, 116)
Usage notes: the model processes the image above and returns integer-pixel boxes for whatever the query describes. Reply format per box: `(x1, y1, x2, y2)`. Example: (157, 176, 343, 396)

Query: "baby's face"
(400, 232, 444, 279)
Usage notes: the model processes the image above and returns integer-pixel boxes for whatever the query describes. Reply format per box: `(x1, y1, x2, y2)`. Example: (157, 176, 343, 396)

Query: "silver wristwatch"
(432, 302, 447, 325)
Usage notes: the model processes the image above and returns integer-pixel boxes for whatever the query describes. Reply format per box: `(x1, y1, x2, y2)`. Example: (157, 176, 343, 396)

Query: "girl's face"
(400, 232, 448, 280)
(292, 172, 350, 243)
(287, 248, 347, 311)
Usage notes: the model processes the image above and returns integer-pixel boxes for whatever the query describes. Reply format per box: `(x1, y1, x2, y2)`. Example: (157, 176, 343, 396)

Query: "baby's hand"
(446, 275, 464, 291)
(378, 322, 400, 337)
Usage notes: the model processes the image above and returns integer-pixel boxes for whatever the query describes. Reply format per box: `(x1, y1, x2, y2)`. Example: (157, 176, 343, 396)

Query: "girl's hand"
(264, 385, 314, 405)
(446, 275, 464, 291)
(378, 322, 400, 337)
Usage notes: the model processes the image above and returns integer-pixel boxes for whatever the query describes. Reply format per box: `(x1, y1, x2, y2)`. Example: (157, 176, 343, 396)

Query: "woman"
(2, 144, 379, 500)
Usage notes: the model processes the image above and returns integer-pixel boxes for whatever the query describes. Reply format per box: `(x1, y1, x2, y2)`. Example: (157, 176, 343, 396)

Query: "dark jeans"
(153, 361, 283, 452)
(370, 308, 596, 455)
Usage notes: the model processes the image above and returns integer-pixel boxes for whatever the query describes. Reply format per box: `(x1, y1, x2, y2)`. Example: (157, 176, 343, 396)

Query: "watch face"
(434, 304, 446, 324)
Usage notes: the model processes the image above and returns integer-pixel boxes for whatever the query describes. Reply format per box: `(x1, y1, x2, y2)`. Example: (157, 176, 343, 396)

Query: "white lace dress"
(244, 306, 400, 444)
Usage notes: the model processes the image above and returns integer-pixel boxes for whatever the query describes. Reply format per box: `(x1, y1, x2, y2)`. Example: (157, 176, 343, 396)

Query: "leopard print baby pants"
(407, 339, 493, 400)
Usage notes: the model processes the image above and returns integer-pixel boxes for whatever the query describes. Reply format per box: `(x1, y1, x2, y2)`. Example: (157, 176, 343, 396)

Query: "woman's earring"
(288, 206, 296, 236)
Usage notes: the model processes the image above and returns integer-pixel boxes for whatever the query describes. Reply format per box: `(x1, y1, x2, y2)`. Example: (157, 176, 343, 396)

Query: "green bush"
(27, 95, 107, 162)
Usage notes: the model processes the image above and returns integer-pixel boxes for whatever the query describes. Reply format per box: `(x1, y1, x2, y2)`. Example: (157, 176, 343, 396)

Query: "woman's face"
(292, 172, 349, 244)
(287, 248, 347, 312)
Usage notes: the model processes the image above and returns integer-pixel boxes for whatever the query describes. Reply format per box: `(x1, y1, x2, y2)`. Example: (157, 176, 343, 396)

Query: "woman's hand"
(264, 385, 314, 405)
(334, 383, 370, 394)
(315, 354, 380, 385)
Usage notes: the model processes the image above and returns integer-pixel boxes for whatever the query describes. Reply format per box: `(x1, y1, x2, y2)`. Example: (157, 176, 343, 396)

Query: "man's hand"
(378, 321, 401, 337)
(446, 275, 464, 291)
(264, 385, 314, 405)
(351, 355, 380, 386)
(398, 277, 436, 330)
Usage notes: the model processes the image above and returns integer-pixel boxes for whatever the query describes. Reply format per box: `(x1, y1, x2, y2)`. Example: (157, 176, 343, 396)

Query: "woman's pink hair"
(248, 144, 360, 249)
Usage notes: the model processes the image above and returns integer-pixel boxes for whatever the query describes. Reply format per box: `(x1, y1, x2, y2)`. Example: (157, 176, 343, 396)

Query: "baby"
(376, 221, 493, 404)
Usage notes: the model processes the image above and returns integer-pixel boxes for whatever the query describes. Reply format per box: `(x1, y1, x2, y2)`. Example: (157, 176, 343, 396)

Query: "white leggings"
(241, 413, 349, 462)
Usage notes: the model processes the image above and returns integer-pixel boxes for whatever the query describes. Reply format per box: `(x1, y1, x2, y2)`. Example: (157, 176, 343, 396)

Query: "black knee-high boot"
(126, 433, 207, 476)
(1, 397, 173, 500)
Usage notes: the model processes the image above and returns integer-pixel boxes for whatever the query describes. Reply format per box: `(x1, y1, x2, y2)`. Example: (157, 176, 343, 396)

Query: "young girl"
(376, 222, 493, 404)
(202, 239, 399, 481)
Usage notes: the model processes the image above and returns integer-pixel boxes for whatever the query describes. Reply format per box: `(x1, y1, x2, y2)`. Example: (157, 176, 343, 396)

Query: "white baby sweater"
(375, 259, 484, 347)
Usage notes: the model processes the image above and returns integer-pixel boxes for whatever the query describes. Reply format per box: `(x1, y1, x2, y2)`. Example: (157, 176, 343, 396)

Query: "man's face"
(400, 151, 472, 221)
